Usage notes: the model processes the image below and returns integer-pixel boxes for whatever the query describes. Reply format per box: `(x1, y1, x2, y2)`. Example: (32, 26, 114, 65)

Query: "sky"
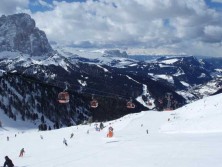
(0, 0, 222, 56)
(1, 93, 222, 167)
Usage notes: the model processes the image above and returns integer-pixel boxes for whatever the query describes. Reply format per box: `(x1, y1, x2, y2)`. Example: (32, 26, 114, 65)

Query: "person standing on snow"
(3, 156, 14, 167)
(63, 138, 68, 146)
(40, 135, 43, 139)
(107, 126, 114, 138)
(19, 148, 25, 157)
(100, 122, 104, 130)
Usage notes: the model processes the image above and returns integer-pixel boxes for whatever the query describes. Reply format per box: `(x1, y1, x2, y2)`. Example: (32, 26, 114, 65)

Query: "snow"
(160, 58, 179, 64)
(158, 63, 172, 68)
(126, 75, 141, 84)
(56, 47, 104, 59)
(55, 47, 138, 67)
(173, 68, 185, 76)
(77, 79, 87, 86)
(215, 69, 222, 72)
(180, 81, 190, 87)
(136, 84, 155, 109)
(198, 73, 206, 78)
(161, 94, 222, 133)
(190, 82, 219, 97)
(96, 65, 109, 72)
(1, 93, 222, 167)
(153, 74, 174, 84)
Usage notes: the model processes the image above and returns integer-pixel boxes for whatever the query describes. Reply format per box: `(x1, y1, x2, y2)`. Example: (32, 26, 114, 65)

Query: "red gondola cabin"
(58, 92, 69, 103)
(126, 101, 135, 109)
(90, 100, 98, 108)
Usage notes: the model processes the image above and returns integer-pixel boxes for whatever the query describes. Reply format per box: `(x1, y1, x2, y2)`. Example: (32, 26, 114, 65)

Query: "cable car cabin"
(90, 100, 98, 108)
(126, 102, 135, 109)
(58, 92, 69, 103)
(147, 102, 152, 106)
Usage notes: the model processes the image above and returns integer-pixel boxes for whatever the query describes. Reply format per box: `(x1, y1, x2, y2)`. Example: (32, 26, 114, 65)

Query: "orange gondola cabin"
(126, 101, 135, 109)
(90, 99, 98, 108)
(58, 92, 69, 103)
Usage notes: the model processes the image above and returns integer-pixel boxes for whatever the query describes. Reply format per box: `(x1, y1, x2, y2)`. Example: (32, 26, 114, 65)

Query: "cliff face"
(0, 13, 53, 56)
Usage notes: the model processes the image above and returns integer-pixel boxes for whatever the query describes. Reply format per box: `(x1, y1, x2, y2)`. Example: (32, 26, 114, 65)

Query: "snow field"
(1, 94, 222, 167)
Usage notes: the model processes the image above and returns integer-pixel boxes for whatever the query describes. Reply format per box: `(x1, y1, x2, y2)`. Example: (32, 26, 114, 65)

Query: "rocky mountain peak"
(103, 49, 128, 58)
(0, 13, 53, 56)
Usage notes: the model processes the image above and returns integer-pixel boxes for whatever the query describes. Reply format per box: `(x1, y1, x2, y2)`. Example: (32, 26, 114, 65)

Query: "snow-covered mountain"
(56, 46, 222, 101)
(0, 13, 221, 129)
(1, 93, 222, 167)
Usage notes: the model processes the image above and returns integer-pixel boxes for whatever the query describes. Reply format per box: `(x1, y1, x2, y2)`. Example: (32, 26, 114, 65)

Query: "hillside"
(1, 93, 222, 167)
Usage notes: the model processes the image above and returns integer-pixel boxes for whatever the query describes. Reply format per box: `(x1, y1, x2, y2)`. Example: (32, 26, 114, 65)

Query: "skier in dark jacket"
(99, 122, 104, 130)
(19, 148, 25, 157)
(3, 156, 14, 167)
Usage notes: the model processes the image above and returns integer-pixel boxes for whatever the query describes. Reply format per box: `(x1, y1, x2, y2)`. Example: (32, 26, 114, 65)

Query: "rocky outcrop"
(0, 13, 53, 56)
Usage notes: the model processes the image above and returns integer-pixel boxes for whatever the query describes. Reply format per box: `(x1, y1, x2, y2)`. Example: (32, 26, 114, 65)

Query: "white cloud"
(0, 0, 29, 15)
(0, 0, 222, 56)
(203, 25, 222, 42)
(38, 0, 54, 8)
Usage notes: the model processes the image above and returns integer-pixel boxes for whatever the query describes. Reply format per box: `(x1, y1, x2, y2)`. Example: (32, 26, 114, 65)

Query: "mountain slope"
(1, 94, 222, 167)
(161, 93, 222, 133)
(0, 13, 221, 129)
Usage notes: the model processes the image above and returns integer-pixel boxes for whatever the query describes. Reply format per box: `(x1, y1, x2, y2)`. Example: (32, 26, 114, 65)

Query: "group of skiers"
(2, 122, 114, 166)
(95, 122, 106, 131)
(94, 122, 114, 138)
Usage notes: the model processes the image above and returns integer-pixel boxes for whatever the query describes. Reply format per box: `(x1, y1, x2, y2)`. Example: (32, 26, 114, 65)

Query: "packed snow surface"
(1, 94, 222, 167)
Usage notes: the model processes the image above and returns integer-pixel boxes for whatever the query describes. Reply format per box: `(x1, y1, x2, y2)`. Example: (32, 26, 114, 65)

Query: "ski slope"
(1, 94, 222, 167)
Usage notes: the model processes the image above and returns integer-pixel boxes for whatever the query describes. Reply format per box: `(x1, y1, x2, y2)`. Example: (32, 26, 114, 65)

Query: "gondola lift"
(126, 98, 135, 109)
(58, 91, 69, 103)
(58, 82, 69, 104)
(90, 95, 98, 108)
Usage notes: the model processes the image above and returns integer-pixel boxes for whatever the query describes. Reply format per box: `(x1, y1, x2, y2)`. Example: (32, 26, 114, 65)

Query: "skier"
(19, 148, 25, 157)
(3, 156, 14, 167)
(70, 133, 74, 138)
(7, 136, 9, 141)
(107, 126, 114, 138)
(95, 124, 100, 131)
(99, 122, 104, 130)
(63, 138, 68, 146)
